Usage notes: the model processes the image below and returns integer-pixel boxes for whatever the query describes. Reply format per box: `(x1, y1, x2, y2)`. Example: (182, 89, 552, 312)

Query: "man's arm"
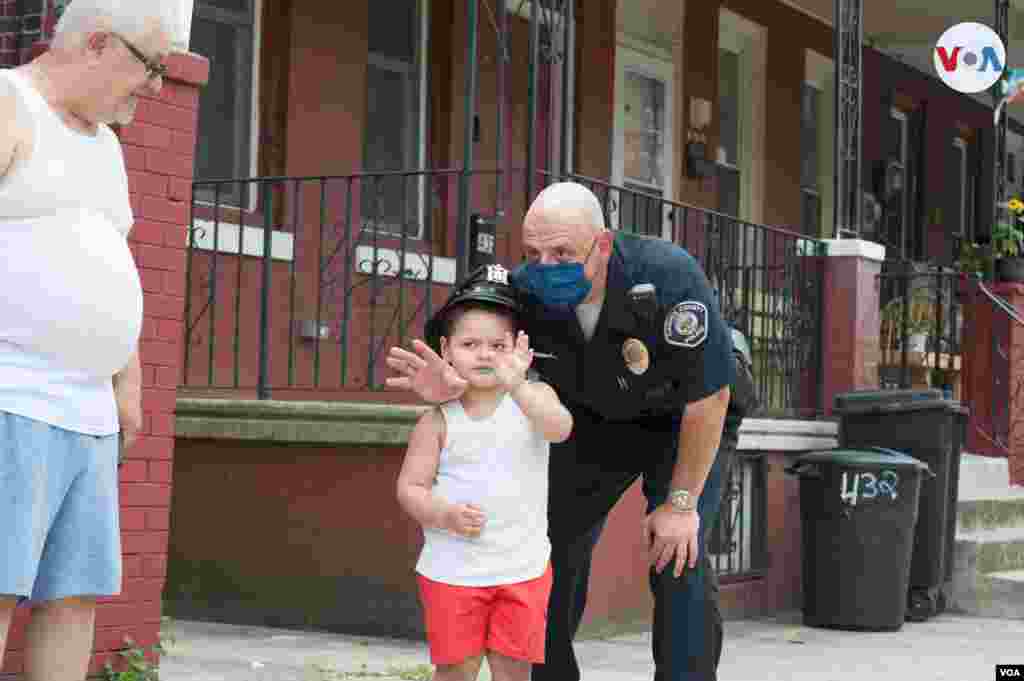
(113, 351, 143, 448)
(669, 385, 730, 499)
(0, 77, 25, 180)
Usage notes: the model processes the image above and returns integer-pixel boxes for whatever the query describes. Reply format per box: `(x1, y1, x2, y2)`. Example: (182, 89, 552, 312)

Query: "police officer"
(387, 182, 735, 681)
(569, 322, 759, 673)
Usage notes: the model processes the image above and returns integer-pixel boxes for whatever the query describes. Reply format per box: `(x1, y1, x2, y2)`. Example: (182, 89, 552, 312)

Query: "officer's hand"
(643, 505, 700, 578)
(493, 331, 533, 392)
(443, 503, 486, 539)
(386, 340, 468, 403)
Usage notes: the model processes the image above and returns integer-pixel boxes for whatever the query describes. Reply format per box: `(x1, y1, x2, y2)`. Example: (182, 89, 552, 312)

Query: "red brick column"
(0, 51, 208, 679)
(819, 239, 886, 417)
(962, 282, 1024, 486)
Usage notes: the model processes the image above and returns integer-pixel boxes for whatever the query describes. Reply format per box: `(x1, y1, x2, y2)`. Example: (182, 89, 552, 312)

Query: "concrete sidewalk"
(158, 612, 1024, 680)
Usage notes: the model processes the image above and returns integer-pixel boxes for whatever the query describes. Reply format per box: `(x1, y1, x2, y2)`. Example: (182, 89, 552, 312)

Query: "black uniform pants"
(531, 417, 737, 681)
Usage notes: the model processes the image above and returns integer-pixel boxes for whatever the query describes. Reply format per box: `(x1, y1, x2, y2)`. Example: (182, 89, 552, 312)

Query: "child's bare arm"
(510, 380, 573, 443)
(396, 409, 486, 537)
(396, 409, 449, 528)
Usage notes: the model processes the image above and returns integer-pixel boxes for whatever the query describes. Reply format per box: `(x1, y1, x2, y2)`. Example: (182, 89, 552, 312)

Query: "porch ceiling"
(787, 0, 1024, 45)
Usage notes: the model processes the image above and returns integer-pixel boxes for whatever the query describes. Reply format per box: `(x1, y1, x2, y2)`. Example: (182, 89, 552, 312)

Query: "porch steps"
(949, 454, 1024, 619)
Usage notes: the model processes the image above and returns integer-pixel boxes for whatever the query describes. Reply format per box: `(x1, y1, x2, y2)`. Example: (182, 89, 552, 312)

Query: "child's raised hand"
(443, 503, 486, 539)
(493, 331, 533, 392)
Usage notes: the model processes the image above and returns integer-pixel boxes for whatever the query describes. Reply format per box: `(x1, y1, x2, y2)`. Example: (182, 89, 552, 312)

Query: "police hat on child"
(424, 264, 520, 353)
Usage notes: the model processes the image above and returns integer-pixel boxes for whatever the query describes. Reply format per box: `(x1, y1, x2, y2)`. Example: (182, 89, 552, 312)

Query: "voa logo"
(933, 22, 1006, 93)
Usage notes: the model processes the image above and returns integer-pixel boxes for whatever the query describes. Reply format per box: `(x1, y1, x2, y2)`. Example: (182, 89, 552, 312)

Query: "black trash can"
(787, 448, 931, 631)
(833, 389, 968, 620)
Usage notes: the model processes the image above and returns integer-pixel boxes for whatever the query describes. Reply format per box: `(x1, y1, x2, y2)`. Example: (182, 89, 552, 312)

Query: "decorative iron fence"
(183, 169, 825, 416)
(876, 264, 962, 393)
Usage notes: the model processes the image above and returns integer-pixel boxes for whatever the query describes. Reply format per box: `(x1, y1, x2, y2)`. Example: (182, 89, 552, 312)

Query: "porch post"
(832, 0, 864, 239)
(456, 0, 480, 284)
(992, 0, 1009, 218)
(819, 239, 886, 416)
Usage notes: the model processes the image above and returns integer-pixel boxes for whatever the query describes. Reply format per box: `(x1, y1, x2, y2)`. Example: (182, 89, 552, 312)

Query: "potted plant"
(880, 292, 935, 354)
(992, 198, 1024, 281)
(955, 240, 993, 282)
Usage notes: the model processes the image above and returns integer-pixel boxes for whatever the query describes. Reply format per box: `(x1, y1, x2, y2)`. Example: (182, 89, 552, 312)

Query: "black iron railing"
(541, 172, 825, 417)
(708, 453, 768, 578)
(183, 169, 480, 399)
(876, 264, 963, 393)
(184, 169, 825, 416)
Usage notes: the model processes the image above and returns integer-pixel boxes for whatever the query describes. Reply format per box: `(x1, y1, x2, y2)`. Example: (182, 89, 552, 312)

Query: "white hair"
(53, 0, 183, 49)
(528, 182, 607, 231)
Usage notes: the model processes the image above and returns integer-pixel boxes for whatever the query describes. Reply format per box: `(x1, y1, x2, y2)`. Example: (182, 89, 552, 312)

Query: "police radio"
(628, 283, 658, 325)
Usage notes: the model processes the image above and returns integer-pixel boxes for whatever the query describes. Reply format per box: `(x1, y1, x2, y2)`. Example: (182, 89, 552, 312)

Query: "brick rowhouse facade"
(0, 38, 209, 676)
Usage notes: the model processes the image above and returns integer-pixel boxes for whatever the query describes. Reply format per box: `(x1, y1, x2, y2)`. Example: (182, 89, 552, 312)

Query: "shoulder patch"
(664, 301, 708, 348)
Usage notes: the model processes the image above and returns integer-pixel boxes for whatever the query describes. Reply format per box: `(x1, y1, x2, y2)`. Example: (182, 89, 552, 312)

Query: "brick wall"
(0, 51, 208, 678)
(0, 0, 65, 68)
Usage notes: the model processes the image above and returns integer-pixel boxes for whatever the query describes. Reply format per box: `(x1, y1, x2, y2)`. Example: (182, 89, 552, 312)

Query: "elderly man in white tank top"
(0, 1, 177, 678)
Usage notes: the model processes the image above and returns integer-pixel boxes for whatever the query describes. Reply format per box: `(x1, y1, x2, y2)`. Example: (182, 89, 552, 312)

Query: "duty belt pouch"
(730, 352, 759, 418)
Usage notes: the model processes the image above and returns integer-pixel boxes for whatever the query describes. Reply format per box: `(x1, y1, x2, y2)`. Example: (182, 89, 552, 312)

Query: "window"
(716, 48, 741, 219)
(800, 83, 821, 235)
(620, 70, 667, 236)
(883, 109, 909, 258)
(362, 0, 429, 238)
(190, 0, 257, 207)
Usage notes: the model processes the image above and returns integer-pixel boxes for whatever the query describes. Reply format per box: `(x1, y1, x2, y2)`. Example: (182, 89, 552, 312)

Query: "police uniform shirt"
(515, 232, 736, 426)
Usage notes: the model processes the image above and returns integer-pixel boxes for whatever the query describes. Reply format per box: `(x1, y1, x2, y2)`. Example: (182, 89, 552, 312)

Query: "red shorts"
(416, 564, 553, 666)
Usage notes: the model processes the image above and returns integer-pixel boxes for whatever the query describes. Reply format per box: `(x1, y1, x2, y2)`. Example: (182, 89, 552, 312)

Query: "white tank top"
(416, 394, 551, 586)
(0, 69, 142, 435)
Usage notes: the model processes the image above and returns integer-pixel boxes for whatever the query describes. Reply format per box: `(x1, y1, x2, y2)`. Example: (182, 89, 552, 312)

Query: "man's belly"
(0, 209, 143, 378)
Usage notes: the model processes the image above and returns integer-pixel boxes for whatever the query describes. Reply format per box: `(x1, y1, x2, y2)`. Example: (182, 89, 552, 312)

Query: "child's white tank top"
(416, 394, 551, 586)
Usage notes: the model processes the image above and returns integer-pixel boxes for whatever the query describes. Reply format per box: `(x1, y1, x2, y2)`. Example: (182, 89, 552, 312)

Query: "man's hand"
(493, 331, 533, 392)
(643, 505, 700, 578)
(385, 340, 468, 403)
(443, 503, 486, 539)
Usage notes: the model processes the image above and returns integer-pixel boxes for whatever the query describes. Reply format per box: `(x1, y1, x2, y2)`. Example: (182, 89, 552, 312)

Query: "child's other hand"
(493, 331, 533, 392)
(444, 503, 486, 538)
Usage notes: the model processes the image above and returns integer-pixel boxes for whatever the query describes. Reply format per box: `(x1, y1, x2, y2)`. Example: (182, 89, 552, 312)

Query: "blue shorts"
(0, 411, 122, 603)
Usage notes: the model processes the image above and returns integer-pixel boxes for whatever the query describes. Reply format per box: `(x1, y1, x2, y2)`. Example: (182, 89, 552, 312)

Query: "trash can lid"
(833, 389, 967, 416)
(793, 447, 931, 472)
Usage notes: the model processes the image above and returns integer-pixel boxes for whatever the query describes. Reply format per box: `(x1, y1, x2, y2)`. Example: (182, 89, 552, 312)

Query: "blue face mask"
(518, 238, 598, 311)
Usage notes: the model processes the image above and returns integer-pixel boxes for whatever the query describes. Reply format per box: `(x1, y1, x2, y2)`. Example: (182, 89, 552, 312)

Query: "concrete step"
(949, 569, 1024, 620)
(957, 453, 1024, 502)
(956, 498, 1024, 534)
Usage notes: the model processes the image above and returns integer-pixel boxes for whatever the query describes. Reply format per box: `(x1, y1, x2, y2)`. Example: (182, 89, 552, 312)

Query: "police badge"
(622, 338, 650, 375)
(664, 301, 708, 348)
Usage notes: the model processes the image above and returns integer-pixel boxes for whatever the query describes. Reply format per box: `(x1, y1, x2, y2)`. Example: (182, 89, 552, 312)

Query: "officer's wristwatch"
(667, 488, 697, 513)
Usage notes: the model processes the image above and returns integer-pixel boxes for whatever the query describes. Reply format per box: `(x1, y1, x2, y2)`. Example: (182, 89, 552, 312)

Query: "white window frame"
(717, 8, 766, 225)
(890, 108, 909, 254)
(611, 39, 675, 239)
(804, 49, 835, 238)
(952, 136, 968, 238)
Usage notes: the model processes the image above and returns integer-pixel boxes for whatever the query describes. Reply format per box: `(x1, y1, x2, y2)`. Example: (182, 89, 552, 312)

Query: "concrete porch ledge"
(175, 398, 839, 450)
(175, 398, 429, 445)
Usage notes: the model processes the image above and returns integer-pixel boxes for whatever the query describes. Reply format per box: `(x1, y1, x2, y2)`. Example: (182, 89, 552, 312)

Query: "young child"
(396, 264, 573, 681)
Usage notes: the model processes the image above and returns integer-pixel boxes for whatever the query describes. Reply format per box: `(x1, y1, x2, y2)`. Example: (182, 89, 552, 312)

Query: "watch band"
(667, 488, 697, 512)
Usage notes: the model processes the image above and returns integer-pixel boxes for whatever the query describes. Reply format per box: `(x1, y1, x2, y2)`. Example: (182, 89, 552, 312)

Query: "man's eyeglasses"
(113, 33, 168, 80)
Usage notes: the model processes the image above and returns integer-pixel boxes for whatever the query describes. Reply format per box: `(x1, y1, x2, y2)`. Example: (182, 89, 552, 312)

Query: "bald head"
(521, 182, 615, 304)
(525, 182, 606, 235)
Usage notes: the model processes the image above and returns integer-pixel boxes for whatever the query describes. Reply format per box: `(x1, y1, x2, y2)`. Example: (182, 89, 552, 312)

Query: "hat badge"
(485, 264, 510, 285)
